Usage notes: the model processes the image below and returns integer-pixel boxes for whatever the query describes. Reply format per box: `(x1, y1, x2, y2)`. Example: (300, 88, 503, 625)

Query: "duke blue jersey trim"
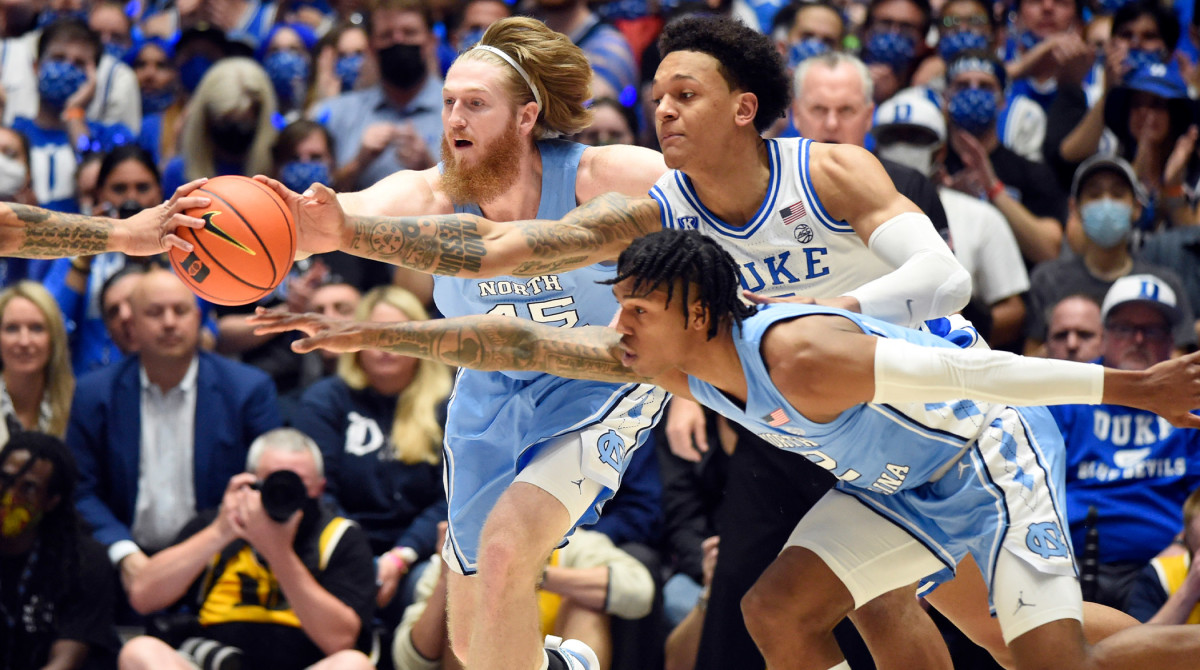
(671, 140, 782, 239)
(649, 185, 673, 229)
(798, 139, 853, 233)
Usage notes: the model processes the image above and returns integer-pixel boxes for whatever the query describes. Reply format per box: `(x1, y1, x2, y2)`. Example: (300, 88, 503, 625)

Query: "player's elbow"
(931, 259, 973, 318)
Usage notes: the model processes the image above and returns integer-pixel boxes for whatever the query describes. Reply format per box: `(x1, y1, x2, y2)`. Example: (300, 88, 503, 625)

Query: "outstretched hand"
(124, 178, 209, 256)
(253, 175, 346, 256)
(1136, 351, 1200, 429)
(248, 306, 370, 353)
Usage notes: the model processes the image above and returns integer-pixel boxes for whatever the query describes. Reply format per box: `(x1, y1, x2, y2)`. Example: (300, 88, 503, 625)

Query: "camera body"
(251, 470, 308, 522)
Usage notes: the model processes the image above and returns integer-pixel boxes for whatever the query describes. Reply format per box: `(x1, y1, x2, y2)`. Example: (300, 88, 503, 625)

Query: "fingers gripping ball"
(169, 176, 296, 306)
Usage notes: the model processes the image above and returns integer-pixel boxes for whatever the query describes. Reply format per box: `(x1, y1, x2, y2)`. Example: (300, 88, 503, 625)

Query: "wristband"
(62, 107, 87, 122)
(384, 549, 409, 573)
(986, 180, 1005, 201)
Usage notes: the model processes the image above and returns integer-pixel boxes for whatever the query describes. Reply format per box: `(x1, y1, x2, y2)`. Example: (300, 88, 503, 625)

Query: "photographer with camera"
(118, 428, 377, 670)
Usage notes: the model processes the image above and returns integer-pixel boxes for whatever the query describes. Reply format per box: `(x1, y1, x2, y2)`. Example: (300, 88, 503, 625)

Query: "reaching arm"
(260, 175, 663, 278)
(766, 314, 1200, 428)
(249, 308, 693, 396)
(0, 181, 207, 258)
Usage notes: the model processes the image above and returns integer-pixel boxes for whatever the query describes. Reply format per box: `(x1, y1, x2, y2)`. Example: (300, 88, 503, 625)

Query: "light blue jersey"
(689, 304, 1075, 594)
(433, 140, 668, 574)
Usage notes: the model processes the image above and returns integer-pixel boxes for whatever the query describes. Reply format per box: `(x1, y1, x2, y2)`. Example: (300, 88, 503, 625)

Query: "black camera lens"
(254, 470, 308, 522)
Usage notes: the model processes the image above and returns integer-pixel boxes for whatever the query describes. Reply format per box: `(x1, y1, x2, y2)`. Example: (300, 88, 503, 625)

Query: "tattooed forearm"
(347, 316, 645, 384)
(518, 193, 660, 262)
(1, 204, 114, 258)
(346, 214, 486, 276)
(342, 193, 660, 279)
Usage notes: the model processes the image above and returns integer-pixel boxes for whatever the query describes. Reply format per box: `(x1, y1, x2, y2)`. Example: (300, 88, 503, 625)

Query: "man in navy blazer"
(67, 269, 282, 591)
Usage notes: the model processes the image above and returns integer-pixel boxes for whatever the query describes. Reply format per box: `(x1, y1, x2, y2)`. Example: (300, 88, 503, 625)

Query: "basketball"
(168, 175, 296, 306)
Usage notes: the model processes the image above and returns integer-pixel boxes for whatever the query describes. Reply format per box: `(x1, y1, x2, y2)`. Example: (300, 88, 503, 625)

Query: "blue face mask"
(335, 53, 364, 92)
(279, 160, 332, 194)
(178, 55, 214, 94)
(264, 50, 310, 105)
(863, 31, 917, 71)
(788, 38, 832, 69)
(38, 60, 87, 108)
(947, 87, 997, 135)
(1080, 198, 1133, 247)
(103, 41, 130, 63)
(1125, 48, 1168, 72)
(938, 30, 988, 62)
(141, 87, 176, 115)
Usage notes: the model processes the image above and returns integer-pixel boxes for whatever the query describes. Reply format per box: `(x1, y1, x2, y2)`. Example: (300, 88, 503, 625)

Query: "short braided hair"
(604, 230, 755, 339)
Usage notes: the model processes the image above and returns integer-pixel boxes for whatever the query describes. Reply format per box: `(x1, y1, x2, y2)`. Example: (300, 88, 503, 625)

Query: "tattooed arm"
(0, 181, 208, 258)
(343, 192, 663, 278)
(248, 308, 694, 398)
(258, 176, 664, 278)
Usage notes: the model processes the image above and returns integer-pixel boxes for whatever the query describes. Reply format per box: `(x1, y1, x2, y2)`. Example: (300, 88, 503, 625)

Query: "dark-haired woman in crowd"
(46, 145, 164, 374)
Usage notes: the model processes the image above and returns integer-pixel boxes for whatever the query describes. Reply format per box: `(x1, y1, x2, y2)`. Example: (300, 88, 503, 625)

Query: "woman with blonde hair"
(0, 281, 74, 441)
(291, 285, 451, 624)
(161, 57, 279, 193)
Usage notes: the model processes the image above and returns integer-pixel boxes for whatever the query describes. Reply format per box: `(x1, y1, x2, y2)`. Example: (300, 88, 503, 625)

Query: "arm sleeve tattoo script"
(0, 204, 114, 258)
(349, 316, 649, 385)
(344, 193, 661, 278)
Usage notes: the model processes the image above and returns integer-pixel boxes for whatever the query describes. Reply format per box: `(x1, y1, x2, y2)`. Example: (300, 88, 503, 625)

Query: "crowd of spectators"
(4, 0, 1200, 667)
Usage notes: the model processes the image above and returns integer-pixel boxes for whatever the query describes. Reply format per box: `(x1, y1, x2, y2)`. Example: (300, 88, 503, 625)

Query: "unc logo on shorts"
(677, 216, 699, 229)
(1025, 522, 1070, 559)
(596, 429, 626, 471)
(793, 223, 814, 244)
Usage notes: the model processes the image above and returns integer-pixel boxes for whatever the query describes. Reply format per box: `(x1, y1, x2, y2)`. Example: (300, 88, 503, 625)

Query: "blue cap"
(1104, 60, 1196, 148)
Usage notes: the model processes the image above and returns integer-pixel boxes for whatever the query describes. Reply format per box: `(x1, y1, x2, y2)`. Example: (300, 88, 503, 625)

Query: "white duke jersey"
(650, 137, 891, 299)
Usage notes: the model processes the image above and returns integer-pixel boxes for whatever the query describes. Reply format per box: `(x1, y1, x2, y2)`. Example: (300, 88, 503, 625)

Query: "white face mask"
(876, 141, 936, 178)
(0, 154, 28, 200)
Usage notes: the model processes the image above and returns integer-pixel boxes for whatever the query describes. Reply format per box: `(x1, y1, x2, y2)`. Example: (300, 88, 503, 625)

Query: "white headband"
(470, 44, 542, 110)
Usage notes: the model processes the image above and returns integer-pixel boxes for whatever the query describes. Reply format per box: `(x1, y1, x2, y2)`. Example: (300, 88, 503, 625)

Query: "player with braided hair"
(265, 13, 964, 670)
(257, 227, 1200, 670)
(0, 431, 120, 668)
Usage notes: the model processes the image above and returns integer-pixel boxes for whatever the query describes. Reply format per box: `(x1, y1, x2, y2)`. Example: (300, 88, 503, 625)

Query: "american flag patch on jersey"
(764, 408, 789, 426)
(779, 201, 806, 225)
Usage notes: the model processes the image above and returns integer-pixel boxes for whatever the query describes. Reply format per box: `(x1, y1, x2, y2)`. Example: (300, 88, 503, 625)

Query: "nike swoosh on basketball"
(201, 211, 256, 255)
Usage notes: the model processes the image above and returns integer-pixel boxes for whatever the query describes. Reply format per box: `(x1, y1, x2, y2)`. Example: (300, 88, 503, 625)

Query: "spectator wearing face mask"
(874, 89, 1030, 350)
(1024, 154, 1196, 355)
(859, 0, 934, 105)
(313, 22, 377, 106)
(11, 18, 134, 213)
(260, 23, 319, 124)
(161, 57, 278, 194)
(86, 0, 142, 134)
(131, 37, 182, 167)
(909, 0, 995, 91)
(942, 50, 1066, 268)
(44, 146, 165, 375)
(313, 0, 442, 191)
(1051, 1, 1181, 193)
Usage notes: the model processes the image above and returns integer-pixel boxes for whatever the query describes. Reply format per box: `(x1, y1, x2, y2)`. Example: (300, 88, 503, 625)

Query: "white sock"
(539, 650, 551, 670)
(826, 662, 851, 670)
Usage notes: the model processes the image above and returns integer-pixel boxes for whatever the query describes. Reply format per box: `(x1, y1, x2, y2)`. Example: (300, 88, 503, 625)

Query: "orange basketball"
(168, 175, 296, 306)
